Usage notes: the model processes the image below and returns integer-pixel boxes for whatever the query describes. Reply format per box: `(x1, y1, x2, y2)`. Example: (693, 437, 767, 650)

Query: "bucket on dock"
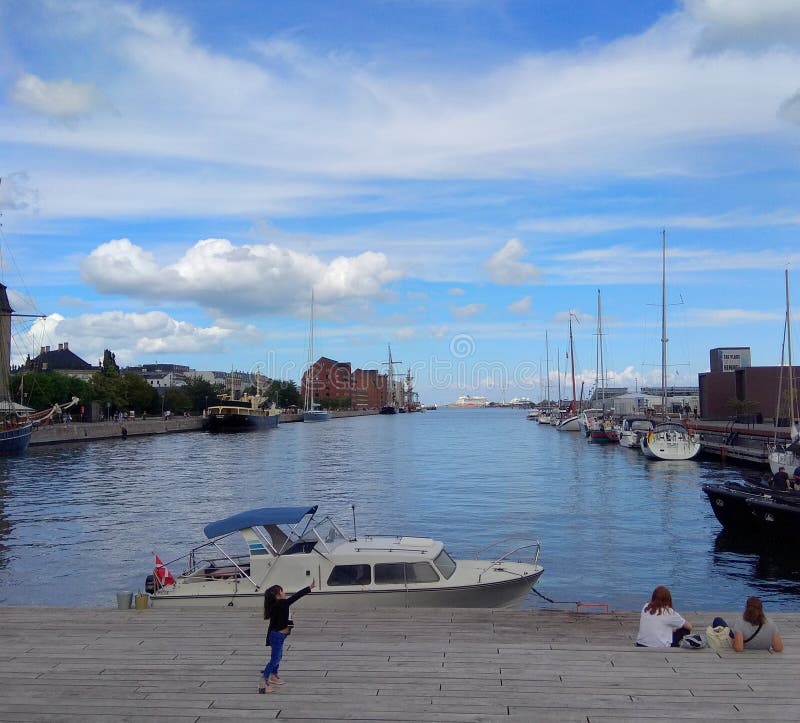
(134, 593, 149, 610)
(115, 591, 133, 610)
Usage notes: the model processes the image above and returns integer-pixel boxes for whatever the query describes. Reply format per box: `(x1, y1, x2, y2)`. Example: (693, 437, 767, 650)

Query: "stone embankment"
(30, 409, 380, 445)
(30, 416, 203, 446)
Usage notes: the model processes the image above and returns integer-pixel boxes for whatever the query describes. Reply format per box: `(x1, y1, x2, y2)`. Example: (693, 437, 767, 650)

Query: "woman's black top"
(267, 586, 311, 635)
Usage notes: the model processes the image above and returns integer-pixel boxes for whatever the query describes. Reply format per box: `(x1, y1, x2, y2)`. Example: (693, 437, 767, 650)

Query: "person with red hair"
(636, 585, 692, 647)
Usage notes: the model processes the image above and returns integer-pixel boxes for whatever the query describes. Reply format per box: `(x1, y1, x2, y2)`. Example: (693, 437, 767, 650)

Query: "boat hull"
(379, 406, 398, 415)
(590, 429, 619, 444)
(150, 569, 544, 610)
(641, 429, 700, 460)
(0, 423, 32, 455)
(303, 410, 330, 422)
(555, 416, 580, 432)
(205, 413, 279, 432)
(747, 496, 800, 543)
(702, 482, 765, 534)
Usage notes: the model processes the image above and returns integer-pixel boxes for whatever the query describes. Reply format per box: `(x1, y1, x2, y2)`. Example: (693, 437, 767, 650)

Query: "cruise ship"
(454, 395, 489, 407)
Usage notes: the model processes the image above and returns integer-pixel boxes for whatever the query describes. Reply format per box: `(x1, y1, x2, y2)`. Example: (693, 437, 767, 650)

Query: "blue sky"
(3, 0, 800, 404)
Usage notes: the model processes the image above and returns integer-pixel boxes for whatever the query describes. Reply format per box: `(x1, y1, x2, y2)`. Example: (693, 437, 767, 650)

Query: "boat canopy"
(204, 505, 318, 539)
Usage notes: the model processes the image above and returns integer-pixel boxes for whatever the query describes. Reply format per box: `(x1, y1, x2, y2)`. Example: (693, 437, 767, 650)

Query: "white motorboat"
(146, 505, 544, 609)
(526, 408, 540, 420)
(578, 408, 603, 437)
(619, 417, 654, 448)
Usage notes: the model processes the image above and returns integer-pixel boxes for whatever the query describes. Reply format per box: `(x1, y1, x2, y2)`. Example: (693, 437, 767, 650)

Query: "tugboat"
(204, 373, 280, 432)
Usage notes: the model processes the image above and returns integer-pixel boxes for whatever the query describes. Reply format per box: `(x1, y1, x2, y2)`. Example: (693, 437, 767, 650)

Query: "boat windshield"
(433, 549, 456, 579)
(310, 516, 347, 550)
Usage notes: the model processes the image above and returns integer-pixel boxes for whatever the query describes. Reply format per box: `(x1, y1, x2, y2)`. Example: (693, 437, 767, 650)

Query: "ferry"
(146, 505, 544, 609)
(454, 395, 489, 407)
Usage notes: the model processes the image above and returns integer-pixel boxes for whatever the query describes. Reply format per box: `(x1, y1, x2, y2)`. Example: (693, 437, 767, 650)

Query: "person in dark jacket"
(259, 580, 315, 693)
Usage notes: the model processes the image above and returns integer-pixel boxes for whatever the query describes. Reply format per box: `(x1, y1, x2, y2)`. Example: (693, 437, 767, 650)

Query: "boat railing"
(163, 542, 255, 586)
(473, 537, 541, 581)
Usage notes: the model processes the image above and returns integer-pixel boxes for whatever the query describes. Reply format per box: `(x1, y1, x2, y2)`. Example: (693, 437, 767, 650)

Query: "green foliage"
(101, 349, 120, 376)
(321, 396, 351, 410)
(10, 371, 88, 410)
(123, 373, 160, 414)
(726, 397, 758, 416)
(163, 388, 192, 414)
(266, 379, 301, 408)
(182, 376, 223, 412)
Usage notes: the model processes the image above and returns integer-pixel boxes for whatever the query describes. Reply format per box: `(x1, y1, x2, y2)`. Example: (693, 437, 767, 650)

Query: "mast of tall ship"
(786, 270, 797, 437)
(568, 314, 577, 413)
(545, 331, 551, 407)
(660, 229, 668, 419)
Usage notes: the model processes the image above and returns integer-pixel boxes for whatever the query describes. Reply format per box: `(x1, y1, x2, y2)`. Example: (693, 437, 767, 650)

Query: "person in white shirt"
(636, 585, 692, 648)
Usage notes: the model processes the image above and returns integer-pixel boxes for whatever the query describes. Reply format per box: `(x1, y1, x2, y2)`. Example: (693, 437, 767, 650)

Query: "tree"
(266, 379, 301, 408)
(10, 371, 88, 410)
(86, 348, 126, 414)
(163, 388, 192, 414)
(182, 376, 223, 412)
(123, 373, 160, 414)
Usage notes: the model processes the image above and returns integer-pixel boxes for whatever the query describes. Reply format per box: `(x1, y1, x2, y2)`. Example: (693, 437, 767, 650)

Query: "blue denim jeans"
(262, 630, 287, 679)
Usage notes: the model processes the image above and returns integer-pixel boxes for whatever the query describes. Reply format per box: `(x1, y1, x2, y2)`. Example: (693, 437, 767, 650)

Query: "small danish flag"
(154, 554, 176, 587)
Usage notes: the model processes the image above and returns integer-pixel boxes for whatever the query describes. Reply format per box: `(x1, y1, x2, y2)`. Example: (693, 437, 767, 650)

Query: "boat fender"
(121, 427, 128, 438)
(144, 574, 155, 594)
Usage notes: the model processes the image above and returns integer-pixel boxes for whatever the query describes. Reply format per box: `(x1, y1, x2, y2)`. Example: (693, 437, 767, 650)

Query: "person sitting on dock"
(771, 467, 790, 491)
(712, 597, 783, 653)
(635, 585, 692, 648)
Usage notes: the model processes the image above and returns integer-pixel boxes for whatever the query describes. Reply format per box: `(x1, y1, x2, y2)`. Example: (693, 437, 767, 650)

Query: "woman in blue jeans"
(259, 579, 315, 693)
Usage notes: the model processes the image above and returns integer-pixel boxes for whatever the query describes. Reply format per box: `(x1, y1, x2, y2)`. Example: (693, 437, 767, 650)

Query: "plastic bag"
(705, 625, 732, 649)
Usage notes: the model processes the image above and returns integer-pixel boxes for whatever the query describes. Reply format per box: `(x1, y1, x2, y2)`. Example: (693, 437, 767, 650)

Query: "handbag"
(705, 625, 732, 649)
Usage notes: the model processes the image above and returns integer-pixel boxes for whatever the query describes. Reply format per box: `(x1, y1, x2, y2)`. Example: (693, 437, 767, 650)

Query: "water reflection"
(0, 409, 799, 609)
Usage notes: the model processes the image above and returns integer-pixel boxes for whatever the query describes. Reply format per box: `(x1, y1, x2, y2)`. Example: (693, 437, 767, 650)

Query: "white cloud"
(10, 73, 103, 120)
(429, 325, 450, 339)
(0, 173, 39, 212)
(448, 287, 466, 296)
(17, 310, 239, 367)
(685, 0, 800, 53)
(451, 303, 485, 319)
(396, 327, 416, 340)
(683, 308, 783, 325)
(5, 1, 800, 219)
(508, 296, 532, 314)
(80, 237, 402, 316)
(484, 239, 540, 285)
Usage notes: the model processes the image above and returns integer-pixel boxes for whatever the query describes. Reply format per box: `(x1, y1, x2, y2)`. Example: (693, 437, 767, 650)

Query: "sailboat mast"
(557, 346, 561, 407)
(569, 315, 576, 412)
(661, 229, 668, 417)
(598, 289, 605, 402)
(545, 331, 551, 405)
(786, 270, 796, 430)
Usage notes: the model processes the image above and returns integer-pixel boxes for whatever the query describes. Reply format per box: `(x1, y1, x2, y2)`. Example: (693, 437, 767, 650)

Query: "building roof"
(29, 347, 93, 371)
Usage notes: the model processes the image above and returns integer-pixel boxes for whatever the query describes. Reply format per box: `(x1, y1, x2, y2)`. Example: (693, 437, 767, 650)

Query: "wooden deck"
(1, 605, 799, 721)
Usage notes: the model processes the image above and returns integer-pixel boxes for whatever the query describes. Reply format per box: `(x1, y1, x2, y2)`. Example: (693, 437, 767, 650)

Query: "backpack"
(679, 633, 707, 649)
(705, 625, 733, 649)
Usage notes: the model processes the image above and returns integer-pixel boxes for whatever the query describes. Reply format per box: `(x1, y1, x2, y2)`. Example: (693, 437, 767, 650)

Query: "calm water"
(2, 409, 799, 610)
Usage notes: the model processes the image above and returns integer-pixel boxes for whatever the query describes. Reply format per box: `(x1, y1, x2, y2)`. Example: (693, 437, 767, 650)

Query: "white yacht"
(619, 417, 654, 449)
(455, 395, 489, 407)
(641, 422, 700, 460)
(146, 506, 543, 609)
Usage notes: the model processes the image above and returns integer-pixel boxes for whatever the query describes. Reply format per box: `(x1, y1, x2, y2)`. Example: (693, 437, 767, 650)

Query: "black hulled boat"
(701, 480, 771, 535)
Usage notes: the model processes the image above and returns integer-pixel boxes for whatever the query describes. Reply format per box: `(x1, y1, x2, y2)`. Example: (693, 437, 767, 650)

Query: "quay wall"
(30, 408, 381, 444)
(30, 416, 203, 446)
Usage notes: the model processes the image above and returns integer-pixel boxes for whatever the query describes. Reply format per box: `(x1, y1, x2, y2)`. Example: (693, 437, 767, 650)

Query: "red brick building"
(352, 368, 389, 410)
(301, 357, 389, 409)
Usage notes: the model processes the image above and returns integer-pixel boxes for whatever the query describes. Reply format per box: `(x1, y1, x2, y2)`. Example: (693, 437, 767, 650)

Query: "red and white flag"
(154, 554, 176, 587)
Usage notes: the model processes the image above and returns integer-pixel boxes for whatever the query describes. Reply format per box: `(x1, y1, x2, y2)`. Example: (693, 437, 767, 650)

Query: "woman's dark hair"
(743, 596, 766, 626)
(644, 585, 673, 615)
(263, 585, 283, 620)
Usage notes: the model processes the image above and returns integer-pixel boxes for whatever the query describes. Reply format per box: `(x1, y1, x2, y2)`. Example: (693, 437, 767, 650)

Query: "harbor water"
(1, 408, 798, 610)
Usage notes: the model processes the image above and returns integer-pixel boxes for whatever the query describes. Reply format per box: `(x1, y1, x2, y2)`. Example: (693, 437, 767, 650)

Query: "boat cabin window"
(311, 518, 346, 548)
(326, 564, 371, 586)
(433, 549, 456, 579)
(374, 561, 440, 584)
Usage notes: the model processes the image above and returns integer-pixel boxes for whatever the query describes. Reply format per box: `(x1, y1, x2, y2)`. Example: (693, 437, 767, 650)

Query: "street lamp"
(106, 402, 110, 422)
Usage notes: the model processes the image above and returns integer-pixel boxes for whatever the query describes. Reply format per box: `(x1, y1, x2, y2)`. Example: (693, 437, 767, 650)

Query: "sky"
(3, 0, 800, 404)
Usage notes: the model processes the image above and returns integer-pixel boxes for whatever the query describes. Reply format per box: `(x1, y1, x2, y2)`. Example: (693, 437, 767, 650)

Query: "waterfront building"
(699, 366, 799, 421)
(301, 356, 389, 410)
(23, 342, 97, 381)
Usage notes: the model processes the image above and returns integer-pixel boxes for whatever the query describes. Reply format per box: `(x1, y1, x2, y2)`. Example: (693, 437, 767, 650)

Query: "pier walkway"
(1, 605, 798, 721)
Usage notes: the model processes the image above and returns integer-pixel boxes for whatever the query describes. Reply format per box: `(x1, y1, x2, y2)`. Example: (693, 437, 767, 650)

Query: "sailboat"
(303, 290, 330, 422)
(537, 332, 552, 424)
(556, 314, 580, 431)
(768, 270, 800, 474)
(640, 231, 700, 461)
(380, 344, 400, 414)
(0, 283, 33, 454)
(588, 290, 619, 443)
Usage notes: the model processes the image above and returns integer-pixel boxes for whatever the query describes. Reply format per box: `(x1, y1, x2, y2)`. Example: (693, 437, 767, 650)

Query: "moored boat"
(589, 418, 619, 444)
(702, 480, 770, 534)
(0, 284, 32, 455)
(641, 422, 700, 460)
(205, 397, 280, 432)
(146, 505, 544, 609)
(619, 417, 654, 448)
(746, 493, 800, 543)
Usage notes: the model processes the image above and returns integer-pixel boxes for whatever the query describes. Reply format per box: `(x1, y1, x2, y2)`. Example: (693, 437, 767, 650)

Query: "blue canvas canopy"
(204, 505, 318, 539)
